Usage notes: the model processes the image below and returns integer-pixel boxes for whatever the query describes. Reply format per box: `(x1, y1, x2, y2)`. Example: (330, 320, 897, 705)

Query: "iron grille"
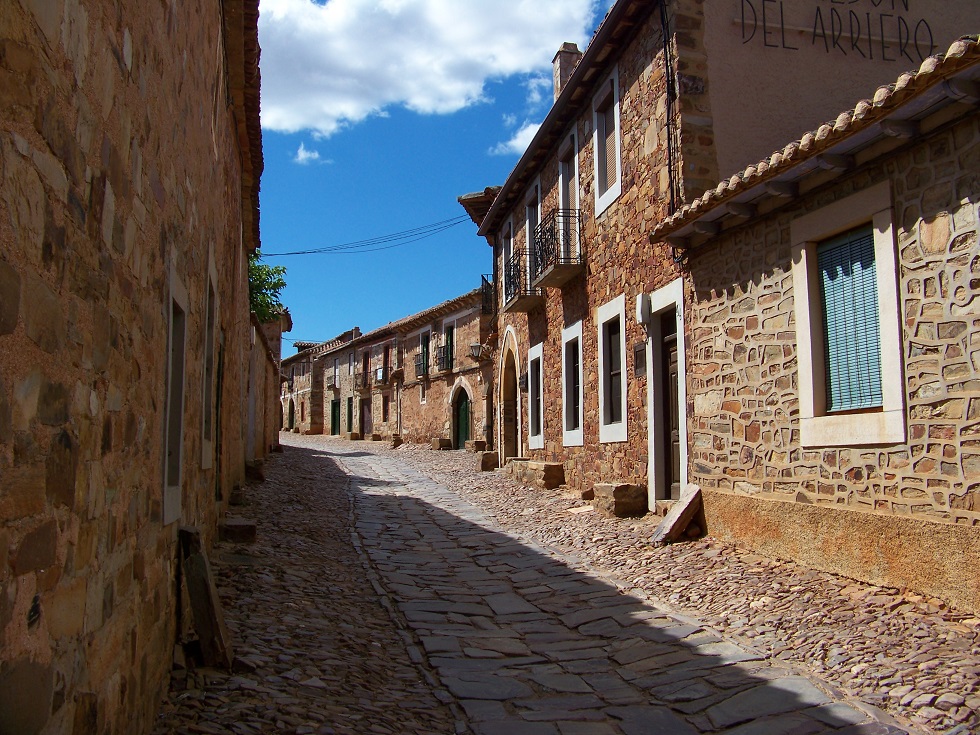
(414, 354, 427, 379)
(504, 249, 529, 303)
(532, 209, 581, 281)
(436, 345, 453, 372)
(481, 274, 495, 315)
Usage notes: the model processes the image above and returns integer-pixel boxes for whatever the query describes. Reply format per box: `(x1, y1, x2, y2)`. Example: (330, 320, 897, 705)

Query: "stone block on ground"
(651, 485, 702, 545)
(346, 431, 361, 441)
(430, 437, 452, 450)
(465, 439, 487, 452)
(528, 461, 565, 489)
(391, 434, 403, 448)
(179, 527, 234, 669)
(244, 460, 264, 482)
(370, 433, 382, 441)
(477, 451, 499, 471)
(219, 518, 257, 544)
(229, 484, 246, 506)
(593, 483, 647, 518)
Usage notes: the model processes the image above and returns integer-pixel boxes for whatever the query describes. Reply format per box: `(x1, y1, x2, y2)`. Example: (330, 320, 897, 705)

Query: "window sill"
(800, 409, 905, 447)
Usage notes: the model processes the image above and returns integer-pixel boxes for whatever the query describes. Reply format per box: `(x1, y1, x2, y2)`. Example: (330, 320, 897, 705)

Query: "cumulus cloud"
(489, 121, 541, 156)
(259, 0, 597, 137)
(293, 142, 321, 164)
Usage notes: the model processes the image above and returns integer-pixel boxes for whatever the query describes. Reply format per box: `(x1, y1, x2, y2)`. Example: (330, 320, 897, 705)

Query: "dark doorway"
(660, 311, 681, 500)
(287, 399, 295, 430)
(330, 399, 341, 435)
(453, 390, 470, 449)
(360, 398, 372, 437)
(502, 351, 518, 461)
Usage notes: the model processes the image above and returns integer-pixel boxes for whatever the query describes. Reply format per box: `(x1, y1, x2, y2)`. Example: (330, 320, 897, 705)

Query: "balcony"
(413, 355, 429, 381)
(373, 366, 389, 386)
(502, 248, 543, 313)
(481, 274, 495, 315)
(531, 209, 583, 288)
(435, 345, 453, 373)
(325, 373, 338, 390)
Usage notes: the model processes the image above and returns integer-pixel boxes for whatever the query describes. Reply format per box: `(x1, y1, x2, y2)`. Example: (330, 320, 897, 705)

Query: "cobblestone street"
(154, 435, 980, 735)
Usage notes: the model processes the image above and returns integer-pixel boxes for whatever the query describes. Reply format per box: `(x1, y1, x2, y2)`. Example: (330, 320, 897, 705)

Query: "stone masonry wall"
(400, 307, 493, 446)
(495, 9, 683, 495)
(686, 114, 980, 528)
(0, 1, 253, 733)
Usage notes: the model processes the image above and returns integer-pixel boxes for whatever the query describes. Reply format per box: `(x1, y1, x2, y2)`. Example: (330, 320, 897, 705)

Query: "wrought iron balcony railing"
(325, 373, 338, 389)
(435, 345, 453, 372)
(503, 249, 543, 311)
(353, 370, 370, 391)
(531, 209, 583, 287)
(372, 366, 389, 386)
(414, 354, 428, 380)
(481, 274, 495, 315)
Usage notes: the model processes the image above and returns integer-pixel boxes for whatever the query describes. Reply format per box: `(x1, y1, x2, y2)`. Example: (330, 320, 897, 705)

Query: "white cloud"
(524, 74, 553, 108)
(293, 142, 321, 164)
(489, 121, 541, 156)
(501, 112, 517, 128)
(259, 0, 597, 137)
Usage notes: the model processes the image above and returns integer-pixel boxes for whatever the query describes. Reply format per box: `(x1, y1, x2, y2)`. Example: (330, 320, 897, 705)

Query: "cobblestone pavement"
(155, 434, 980, 735)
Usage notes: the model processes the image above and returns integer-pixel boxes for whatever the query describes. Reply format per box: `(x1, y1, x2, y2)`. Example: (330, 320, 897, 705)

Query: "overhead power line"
(261, 215, 470, 257)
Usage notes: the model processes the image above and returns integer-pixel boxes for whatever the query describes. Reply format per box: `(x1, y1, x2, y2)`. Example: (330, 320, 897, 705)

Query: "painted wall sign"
(740, 0, 936, 62)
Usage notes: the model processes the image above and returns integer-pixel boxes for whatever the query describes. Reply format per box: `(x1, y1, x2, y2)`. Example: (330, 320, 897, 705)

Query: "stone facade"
(247, 312, 289, 463)
(0, 0, 262, 732)
(652, 41, 980, 610)
(464, 0, 977, 498)
(285, 289, 494, 449)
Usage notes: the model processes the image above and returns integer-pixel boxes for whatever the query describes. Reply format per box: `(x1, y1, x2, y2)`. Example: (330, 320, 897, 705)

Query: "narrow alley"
(154, 436, 980, 735)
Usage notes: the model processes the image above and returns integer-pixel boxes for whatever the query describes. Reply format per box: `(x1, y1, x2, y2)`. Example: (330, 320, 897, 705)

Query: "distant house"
(650, 39, 980, 611)
(0, 0, 263, 732)
(284, 284, 495, 449)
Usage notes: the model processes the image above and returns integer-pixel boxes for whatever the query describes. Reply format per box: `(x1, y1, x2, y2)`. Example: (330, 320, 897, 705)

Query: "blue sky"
(257, 0, 614, 354)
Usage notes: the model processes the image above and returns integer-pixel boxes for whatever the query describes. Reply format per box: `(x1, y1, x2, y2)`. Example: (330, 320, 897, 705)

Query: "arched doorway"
(453, 389, 470, 449)
(501, 350, 518, 461)
(287, 399, 295, 430)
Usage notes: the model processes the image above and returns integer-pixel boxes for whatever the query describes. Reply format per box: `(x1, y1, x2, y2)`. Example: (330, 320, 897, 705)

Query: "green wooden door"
(330, 400, 341, 435)
(455, 392, 470, 448)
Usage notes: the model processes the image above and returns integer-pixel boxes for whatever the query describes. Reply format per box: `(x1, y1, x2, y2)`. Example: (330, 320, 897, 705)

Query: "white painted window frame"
(791, 181, 905, 447)
(597, 294, 627, 443)
(593, 67, 622, 217)
(163, 263, 189, 525)
(559, 130, 579, 258)
(561, 320, 584, 447)
(528, 341, 544, 450)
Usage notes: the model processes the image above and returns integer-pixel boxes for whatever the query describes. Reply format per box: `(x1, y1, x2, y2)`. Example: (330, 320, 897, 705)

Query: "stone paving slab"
(155, 435, 978, 735)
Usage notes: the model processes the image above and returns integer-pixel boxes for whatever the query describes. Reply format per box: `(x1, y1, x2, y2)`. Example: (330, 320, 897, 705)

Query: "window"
(791, 181, 904, 447)
(598, 294, 627, 443)
(443, 323, 455, 371)
(559, 132, 579, 260)
(593, 69, 621, 215)
(420, 331, 430, 374)
(333, 358, 339, 385)
(501, 219, 514, 301)
(526, 182, 540, 278)
(163, 269, 189, 525)
(348, 351, 354, 375)
(562, 321, 584, 446)
(201, 276, 216, 469)
(528, 342, 544, 450)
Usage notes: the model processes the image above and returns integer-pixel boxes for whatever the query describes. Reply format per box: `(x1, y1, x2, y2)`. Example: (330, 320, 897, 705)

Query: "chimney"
(552, 42, 582, 101)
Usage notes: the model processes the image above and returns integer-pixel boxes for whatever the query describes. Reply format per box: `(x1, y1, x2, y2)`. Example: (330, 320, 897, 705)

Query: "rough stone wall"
(399, 308, 493, 446)
(0, 1, 254, 733)
(494, 10, 682, 493)
(686, 114, 980, 528)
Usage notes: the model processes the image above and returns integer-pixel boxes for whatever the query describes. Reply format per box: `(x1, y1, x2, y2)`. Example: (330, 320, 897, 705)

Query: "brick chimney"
(552, 42, 582, 101)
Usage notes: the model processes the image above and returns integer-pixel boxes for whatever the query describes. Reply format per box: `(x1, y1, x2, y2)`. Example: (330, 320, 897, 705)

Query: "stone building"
(286, 285, 495, 448)
(247, 311, 291, 463)
(0, 0, 262, 732)
(460, 0, 973, 507)
(281, 328, 359, 434)
(649, 39, 980, 611)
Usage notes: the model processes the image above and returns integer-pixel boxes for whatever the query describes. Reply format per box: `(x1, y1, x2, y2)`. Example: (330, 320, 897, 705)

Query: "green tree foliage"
(248, 251, 287, 323)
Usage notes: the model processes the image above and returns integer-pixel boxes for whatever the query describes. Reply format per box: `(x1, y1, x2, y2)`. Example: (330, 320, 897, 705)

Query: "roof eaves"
(650, 36, 980, 248)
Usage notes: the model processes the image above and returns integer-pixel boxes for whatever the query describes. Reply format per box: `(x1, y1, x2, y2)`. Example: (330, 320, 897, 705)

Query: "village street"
(154, 435, 980, 735)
